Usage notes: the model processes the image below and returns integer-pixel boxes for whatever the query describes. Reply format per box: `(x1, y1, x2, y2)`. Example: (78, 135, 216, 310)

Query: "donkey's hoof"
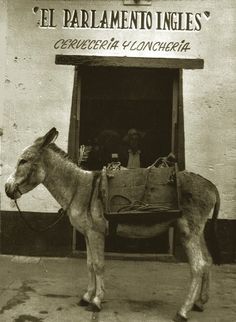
(173, 312, 188, 322)
(86, 303, 101, 312)
(192, 301, 204, 312)
(78, 298, 90, 307)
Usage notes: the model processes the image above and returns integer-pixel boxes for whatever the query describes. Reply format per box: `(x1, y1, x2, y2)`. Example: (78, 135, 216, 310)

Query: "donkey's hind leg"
(192, 236, 212, 312)
(174, 221, 209, 321)
(192, 271, 210, 312)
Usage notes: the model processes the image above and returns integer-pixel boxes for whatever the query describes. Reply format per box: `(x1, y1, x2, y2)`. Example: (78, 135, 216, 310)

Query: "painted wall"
(0, 0, 235, 219)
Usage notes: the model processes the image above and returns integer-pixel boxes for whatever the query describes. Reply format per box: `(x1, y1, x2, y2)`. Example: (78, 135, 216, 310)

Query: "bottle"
(108, 153, 121, 170)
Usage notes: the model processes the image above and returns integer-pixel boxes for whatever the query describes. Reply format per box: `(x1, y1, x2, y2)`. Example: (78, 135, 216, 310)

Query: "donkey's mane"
(48, 143, 76, 165)
(47, 143, 99, 174)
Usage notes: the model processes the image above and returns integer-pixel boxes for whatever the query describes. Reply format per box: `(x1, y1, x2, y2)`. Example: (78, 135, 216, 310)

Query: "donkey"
(5, 128, 220, 322)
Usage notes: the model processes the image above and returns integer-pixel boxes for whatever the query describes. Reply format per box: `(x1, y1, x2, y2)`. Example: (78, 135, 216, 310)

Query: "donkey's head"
(5, 128, 58, 200)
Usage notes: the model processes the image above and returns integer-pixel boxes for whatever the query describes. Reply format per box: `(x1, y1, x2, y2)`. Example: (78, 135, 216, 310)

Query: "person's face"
(129, 132, 140, 151)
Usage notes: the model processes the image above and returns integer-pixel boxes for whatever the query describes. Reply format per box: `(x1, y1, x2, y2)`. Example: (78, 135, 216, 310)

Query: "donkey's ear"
(35, 127, 59, 148)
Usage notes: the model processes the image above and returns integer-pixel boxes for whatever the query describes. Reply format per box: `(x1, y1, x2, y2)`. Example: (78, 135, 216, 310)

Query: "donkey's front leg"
(86, 229, 105, 312)
(79, 236, 96, 306)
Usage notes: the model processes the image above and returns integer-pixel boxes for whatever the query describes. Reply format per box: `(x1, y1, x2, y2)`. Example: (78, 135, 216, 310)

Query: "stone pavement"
(0, 255, 235, 322)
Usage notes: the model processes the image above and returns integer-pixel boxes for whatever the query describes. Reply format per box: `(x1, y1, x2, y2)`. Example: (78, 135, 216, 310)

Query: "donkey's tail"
(209, 186, 221, 265)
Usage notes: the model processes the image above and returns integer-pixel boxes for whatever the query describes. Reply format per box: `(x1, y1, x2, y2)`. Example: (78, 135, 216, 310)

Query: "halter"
(14, 185, 78, 234)
(13, 140, 77, 233)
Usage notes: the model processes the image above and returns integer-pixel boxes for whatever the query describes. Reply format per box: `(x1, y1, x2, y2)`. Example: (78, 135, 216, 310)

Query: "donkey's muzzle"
(5, 182, 14, 199)
(5, 182, 20, 199)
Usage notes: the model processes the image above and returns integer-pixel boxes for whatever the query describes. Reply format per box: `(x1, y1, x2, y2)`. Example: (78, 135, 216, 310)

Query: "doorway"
(76, 66, 178, 253)
(55, 54, 204, 256)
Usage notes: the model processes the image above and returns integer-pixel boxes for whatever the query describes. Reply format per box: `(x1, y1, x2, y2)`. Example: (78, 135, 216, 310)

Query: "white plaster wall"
(1, 0, 75, 212)
(0, 0, 7, 183)
(183, 1, 236, 219)
(0, 0, 235, 218)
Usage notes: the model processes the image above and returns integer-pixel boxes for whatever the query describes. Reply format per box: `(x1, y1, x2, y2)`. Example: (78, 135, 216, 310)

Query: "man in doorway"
(120, 128, 147, 168)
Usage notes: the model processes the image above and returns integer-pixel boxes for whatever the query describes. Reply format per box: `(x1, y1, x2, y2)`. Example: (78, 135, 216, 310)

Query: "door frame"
(55, 55, 204, 255)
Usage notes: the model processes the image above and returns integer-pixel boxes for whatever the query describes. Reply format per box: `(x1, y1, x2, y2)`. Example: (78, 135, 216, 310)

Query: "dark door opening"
(79, 67, 175, 168)
(76, 66, 177, 254)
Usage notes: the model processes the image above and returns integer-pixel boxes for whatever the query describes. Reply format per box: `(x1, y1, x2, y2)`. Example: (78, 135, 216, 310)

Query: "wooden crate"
(104, 165, 181, 224)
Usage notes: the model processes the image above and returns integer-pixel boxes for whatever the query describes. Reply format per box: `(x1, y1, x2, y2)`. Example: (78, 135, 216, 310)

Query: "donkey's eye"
(19, 159, 28, 166)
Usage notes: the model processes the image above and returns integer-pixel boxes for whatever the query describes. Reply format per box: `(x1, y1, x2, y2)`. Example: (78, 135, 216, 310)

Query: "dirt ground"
(0, 255, 235, 322)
